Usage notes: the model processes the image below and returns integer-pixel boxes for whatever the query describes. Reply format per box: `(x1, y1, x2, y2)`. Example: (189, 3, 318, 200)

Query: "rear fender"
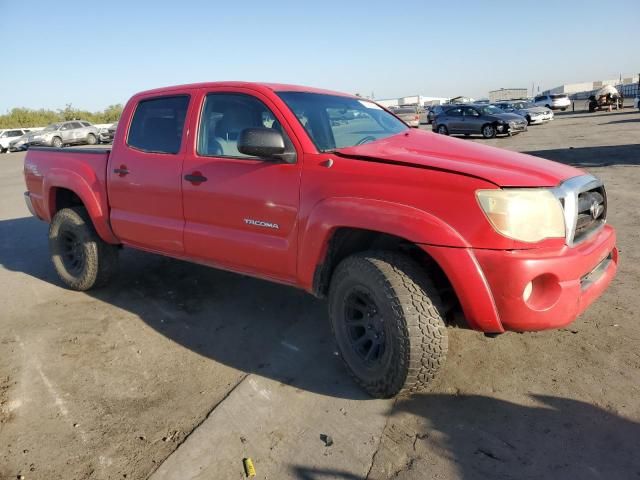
(297, 197, 468, 290)
(44, 168, 119, 244)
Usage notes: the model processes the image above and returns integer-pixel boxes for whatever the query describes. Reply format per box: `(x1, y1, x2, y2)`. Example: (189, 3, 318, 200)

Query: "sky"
(0, 0, 638, 112)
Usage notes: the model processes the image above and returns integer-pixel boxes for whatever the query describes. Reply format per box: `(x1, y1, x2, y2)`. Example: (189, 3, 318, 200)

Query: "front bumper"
(422, 225, 618, 333)
(507, 123, 527, 134)
(28, 139, 51, 146)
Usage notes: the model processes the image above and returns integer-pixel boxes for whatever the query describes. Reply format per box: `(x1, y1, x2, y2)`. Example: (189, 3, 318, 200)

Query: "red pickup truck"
(23, 82, 618, 397)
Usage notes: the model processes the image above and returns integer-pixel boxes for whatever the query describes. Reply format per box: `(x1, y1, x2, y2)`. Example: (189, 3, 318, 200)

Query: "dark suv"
(432, 104, 527, 138)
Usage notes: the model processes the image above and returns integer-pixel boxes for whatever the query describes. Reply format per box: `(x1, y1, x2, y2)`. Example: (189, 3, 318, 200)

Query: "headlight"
(476, 189, 565, 242)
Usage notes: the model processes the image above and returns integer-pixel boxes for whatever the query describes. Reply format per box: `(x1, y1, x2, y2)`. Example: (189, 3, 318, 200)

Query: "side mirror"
(238, 128, 288, 160)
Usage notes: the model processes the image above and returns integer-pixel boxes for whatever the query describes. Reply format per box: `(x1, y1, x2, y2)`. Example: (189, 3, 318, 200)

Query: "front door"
(108, 94, 191, 254)
(446, 107, 464, 133)
(181, 89, 302, 281)
(462, 107, 482, 134)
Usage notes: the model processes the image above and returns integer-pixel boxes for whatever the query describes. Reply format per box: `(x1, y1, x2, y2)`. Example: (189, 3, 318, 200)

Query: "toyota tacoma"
(23, 82, 618, 397)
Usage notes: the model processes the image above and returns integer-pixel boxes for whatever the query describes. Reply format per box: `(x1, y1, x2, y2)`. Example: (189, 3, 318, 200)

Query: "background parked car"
(8, 132, 31, 152)
(98, 122, 118, 143)
(433, 104, 527, 138)
(533, 93, 571, 111)
(389, 106, 421, 127)
(426, 105, 451, 124)
(494, 101, 553, 125)
(27, 121, 99, 148)
(0, 128, 30, 153)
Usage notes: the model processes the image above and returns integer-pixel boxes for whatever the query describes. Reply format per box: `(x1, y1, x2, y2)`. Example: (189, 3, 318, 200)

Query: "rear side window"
(128, 95, 190, 154)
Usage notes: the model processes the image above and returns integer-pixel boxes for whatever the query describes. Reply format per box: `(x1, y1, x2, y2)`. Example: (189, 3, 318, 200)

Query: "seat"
(214, 108, 256, 156)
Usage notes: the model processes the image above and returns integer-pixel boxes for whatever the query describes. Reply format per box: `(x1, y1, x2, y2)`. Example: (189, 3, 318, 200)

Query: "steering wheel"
(355, 135, 377, 146)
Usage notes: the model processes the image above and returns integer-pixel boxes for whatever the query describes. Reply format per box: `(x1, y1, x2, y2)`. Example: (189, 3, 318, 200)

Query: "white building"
(375, 95, 450, 108)
(543, 75, 639, 98)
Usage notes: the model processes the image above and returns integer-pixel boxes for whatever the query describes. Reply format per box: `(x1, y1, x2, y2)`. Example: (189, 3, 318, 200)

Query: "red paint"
(23, 81, 618, 333)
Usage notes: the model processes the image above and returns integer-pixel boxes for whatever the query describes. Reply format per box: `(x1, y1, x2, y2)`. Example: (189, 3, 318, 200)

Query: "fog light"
(523, 273, 562, 310)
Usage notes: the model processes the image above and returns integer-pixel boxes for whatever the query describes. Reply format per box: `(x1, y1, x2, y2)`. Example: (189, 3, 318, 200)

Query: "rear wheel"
(328, 251, 448, 398)
(437, 125, 448, 135)
(481, 124, 496, 139)
(86, 133, 97, 145)
(52, 136, 63, 148)
(49, 207, 118, 290)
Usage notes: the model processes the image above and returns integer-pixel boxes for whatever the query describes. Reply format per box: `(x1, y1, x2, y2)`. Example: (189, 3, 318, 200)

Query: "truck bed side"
(24, 147, 119, 243)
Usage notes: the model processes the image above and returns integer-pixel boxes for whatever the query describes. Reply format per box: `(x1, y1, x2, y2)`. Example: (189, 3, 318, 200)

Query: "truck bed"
(24, 147, 113, 238)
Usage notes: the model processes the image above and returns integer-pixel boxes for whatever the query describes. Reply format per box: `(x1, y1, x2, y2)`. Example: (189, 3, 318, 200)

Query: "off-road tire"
(328, 251, 448, 398)
(49, 207, 118, 290)
(52, 136, 63, 148)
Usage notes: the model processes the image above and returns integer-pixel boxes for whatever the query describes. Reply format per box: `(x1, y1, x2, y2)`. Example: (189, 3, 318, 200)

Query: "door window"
(197, 93, 291, 158)
(127, 95, 190, 154)
(463, 108, 480, 117)
(447, 108, 463, 117)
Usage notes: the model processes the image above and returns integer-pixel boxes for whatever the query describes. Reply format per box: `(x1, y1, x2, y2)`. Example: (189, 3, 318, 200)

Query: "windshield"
(480, 105, 504, 115)
(43, 123, 61, 131)
(277, 92, 408, 151)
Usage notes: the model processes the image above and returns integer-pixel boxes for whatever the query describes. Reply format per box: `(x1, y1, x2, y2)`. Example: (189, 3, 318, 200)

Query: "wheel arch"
(44, 171, 119, 244)
(300, 197, 467, 303)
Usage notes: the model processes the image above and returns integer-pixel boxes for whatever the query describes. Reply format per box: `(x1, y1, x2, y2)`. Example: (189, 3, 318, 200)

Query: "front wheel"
(482, 124, 496, 139)
(52, 136, 63, 148)
(437, 124, 448, 135)
(328, 251, 448, 398)
(49, 207, 119, 290)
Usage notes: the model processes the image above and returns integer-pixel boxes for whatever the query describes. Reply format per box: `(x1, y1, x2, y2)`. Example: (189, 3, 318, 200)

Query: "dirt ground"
(1, 108, 639, 480)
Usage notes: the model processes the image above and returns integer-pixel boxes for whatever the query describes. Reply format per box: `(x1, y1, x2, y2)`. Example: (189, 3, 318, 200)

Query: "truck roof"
(133, 81, 355, 99)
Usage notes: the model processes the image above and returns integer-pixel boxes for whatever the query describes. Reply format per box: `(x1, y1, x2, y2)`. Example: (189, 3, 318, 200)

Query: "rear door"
(108, 94, 192, 254)
(70, 122, 85, 143)
(181, 88, 302, 281)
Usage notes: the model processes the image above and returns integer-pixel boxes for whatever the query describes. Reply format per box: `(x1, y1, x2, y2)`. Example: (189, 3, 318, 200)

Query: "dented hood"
(334, 129, 582, 187)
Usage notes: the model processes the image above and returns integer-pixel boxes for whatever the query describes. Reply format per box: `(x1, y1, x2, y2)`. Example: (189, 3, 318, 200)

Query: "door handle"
(113, 166, 129, 176)
(184, 173, 208, 184)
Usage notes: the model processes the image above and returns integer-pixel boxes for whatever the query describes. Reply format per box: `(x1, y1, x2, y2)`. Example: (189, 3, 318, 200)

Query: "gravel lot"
(1, 108, 639, 480)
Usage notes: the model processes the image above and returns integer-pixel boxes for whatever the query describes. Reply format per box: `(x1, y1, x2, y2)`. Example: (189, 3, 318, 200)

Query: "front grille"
(574, 188, 606, 242)
(553, 175, 607, 246)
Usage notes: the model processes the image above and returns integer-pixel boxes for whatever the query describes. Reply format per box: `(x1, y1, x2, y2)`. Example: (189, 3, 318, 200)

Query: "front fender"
(297, 197, 468, 290)
(44, 168, 119, 244)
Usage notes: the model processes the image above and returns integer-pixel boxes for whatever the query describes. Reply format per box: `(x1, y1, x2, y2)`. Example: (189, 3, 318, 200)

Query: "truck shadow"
(0, 215, 369, 400)
(524, 143, 640, 167)
(388, 393, 640, 479)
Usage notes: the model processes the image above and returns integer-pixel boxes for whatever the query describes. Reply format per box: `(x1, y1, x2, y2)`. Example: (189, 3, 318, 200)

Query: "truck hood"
(334, 129, 582, 187)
